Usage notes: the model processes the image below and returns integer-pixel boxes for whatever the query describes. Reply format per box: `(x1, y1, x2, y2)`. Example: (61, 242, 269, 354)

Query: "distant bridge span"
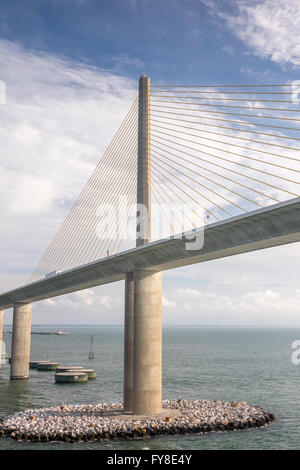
(1, 196, 300, 310)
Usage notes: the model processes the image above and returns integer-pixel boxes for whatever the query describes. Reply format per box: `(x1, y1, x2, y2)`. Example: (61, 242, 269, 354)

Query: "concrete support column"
(0, 310, 4, 369)
(10, 302, 32, 380)
(133, 269, 162, 415)
(136, 74, 151, 246)
(123, 75, 163, 416)
(123, 272, 134, 411)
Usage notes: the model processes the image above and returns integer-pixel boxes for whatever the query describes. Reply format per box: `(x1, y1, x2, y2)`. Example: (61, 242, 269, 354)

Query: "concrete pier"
(0, 310, 3, 369)
(123, 74, 162, 415)
(10, 302, 32, 379)
(130, 75, 164, 415)
(123, 272, 134, 411)
(133, 269, 162, 415)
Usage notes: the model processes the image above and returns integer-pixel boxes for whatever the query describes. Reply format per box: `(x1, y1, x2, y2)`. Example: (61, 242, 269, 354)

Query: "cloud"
(23, 282, 124, 325)
(178, 288, 201, 297)
(207, 0, 300, 67)
(0, 39, 137, 291)
(99, 295, 113, 308)
(163, 283, 300, 325)
(74, 289, 95, 306)
(162, 296, 176, 308)
(10, 176, 55, 214)
(222, 45, 235, 56)
(111, 53, 145, 73)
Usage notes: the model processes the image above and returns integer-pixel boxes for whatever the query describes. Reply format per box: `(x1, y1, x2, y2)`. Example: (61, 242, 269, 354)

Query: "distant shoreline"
(3, 324, 300, 328)
(5, 331, 70, 336)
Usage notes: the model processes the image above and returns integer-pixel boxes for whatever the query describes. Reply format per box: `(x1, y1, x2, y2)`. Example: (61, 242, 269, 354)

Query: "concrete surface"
(123, 272, 134, 411)
(10, 302, 32, 379)
(133, 269, 162, 414)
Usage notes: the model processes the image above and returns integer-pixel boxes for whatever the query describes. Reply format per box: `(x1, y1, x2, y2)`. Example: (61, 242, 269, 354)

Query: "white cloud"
(10, 176, 55, 214)
(178, 288, 201, 297)
(111, 53, 145, 72)
(42, 289, 95, 308)
(41, 296, 79, 309)
(74, 289, 95, 306)
(25, 282, 124, 325)
(99, 295, 113, 308)
(0, 39, 137, 290)
(163, 283, 300, 325)
(43, 299, 56, 306)
(162, 296, 176, 308)
(209, 0, 300, 67)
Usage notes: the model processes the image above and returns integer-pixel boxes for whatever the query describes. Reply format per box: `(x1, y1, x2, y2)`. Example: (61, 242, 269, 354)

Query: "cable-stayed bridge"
(1, 76, 300, 415)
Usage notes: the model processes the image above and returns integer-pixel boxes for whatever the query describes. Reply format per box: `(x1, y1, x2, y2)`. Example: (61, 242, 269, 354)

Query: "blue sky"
(0, 0, 299, 84)
(1, 0, 300, 325)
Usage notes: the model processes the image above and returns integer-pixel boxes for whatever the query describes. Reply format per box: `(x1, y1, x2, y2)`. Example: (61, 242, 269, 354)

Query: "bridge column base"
(123, 272, 134, 411)
(0, 310, 4, 369)
(133, 269, 162, 415)
(10, 302, 32, 380)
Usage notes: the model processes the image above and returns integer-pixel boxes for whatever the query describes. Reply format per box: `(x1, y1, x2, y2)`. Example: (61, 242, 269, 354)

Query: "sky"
(1, 0, 300, 325)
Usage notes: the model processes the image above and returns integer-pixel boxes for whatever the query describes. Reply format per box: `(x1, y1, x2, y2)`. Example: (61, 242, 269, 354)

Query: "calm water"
(0, 326, 300, 450)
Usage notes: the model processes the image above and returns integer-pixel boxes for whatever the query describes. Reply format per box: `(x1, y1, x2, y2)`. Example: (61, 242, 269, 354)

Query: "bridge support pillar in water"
(133, 269, 162, 415)
(0, 310, 4, 369)
(123, 272, 134, 411)
(10, 302, 32, 379)
(126, 74, 163, 416)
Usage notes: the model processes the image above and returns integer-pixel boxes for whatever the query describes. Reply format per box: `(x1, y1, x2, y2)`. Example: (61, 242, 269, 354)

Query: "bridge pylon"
(123, 75, 163, 415)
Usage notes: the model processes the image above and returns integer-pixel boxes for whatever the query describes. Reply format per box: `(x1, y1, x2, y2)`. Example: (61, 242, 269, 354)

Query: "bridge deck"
(0, 197, 300, 310)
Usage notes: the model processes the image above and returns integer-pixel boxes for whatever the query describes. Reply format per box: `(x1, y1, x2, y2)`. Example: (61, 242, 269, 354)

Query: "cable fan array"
(150, 83, 300, 231)
(29, 83, 300, 283)
(29, 98, 139, 283)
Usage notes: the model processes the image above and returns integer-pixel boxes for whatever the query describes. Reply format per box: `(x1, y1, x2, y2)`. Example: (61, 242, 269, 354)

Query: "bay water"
(0, 325, 299, 450)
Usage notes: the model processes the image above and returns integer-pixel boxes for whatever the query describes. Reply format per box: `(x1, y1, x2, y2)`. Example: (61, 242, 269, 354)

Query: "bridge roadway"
(1, 196, 300, 310)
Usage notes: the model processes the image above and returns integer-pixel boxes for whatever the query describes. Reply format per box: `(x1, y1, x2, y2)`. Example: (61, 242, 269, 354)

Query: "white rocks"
(0, 400, 275, 442)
